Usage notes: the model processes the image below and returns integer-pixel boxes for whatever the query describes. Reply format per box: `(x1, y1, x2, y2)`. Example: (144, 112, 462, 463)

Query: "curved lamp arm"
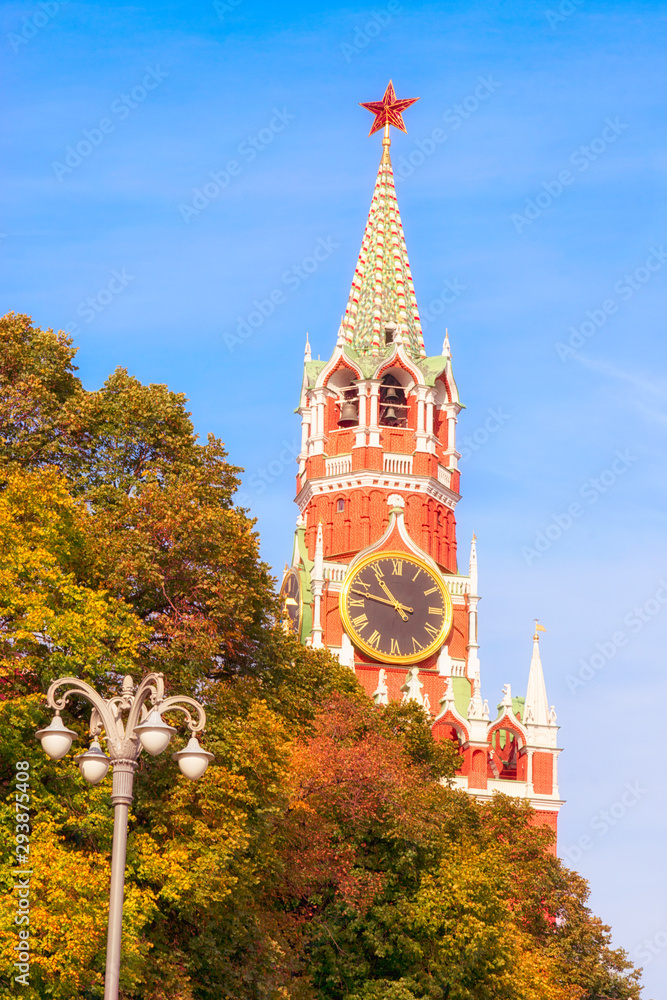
(124, 672, 165, 735)
(157, 696, 207, 734)
(46, 677, 122, 744)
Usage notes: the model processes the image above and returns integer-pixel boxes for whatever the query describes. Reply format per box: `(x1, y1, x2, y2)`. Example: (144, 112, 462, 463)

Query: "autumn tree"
(0, 316, 644, 1000)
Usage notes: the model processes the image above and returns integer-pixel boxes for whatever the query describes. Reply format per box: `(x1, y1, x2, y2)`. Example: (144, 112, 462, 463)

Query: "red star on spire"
(360, 80, 419, 137)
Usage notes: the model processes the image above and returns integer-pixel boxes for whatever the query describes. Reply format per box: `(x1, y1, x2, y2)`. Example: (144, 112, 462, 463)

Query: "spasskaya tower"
(280, 83, 563, 841)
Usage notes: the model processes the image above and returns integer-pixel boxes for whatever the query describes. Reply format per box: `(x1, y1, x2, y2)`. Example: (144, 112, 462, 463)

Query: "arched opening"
(337, 384, 359, 427)
(431, 719, 466, 771)
(490, 726, 521, 780)
(327, 368, 360, 429)
(379, 374, 407, 428)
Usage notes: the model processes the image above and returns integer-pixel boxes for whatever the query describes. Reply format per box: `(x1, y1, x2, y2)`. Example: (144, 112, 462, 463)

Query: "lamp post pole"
(36, 672, 214, 1000)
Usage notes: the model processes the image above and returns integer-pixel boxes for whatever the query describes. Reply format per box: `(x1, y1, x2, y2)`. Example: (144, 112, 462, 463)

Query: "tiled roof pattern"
(342, 152, 426, 360)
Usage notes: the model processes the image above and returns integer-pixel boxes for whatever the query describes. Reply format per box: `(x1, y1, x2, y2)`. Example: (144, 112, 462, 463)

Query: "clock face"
(279, 568, 302, 636)
(340, 551, 453, 664)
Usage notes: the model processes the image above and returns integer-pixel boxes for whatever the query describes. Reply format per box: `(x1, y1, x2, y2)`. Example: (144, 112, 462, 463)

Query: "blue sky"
(4, 0, 667, 990)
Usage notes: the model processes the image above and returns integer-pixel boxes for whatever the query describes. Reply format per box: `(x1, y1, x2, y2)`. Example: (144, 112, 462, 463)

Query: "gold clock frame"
(339, 550, 453, 665)
(279, 566, 303, 637)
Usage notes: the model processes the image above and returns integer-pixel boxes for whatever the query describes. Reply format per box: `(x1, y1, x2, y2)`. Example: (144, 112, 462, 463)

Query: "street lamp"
(35, 672, 214, 1000)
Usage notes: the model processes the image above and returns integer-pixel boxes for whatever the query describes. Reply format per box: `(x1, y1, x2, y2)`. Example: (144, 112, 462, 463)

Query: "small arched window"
(336, 498, 345, 513)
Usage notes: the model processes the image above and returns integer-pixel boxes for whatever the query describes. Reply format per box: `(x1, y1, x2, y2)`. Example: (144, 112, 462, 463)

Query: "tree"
(0, 313, 80, 469)
(0, 316, 644, 1000)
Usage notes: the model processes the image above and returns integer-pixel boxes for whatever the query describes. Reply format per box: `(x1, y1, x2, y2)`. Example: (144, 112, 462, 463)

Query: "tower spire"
(524, 624, 551, 725)
(343, 82, 424, 360)
(381, 122, 391, 164)
(442, 328, 451, 358)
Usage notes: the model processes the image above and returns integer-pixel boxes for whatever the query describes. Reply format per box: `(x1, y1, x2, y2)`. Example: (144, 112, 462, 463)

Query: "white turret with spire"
(442, 328, 451, 358)
(523, 624, 558, 748)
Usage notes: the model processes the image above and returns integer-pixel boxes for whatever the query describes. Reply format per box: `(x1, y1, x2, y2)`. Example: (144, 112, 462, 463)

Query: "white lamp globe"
(133, 710, 177, 756)
(172, 736, 214, 780)
(74, 740, 110, 785)
(36, 714, 78, 760)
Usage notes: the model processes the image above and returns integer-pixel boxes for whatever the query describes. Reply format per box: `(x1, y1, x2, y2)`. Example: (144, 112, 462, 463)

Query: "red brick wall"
(530, 810, 558, 853)
(304, 487, 458, 573)
(533, 752, 554, 795)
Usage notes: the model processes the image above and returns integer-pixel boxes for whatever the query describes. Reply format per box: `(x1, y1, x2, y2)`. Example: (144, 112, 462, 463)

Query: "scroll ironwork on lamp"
(36, 672, 214, 1000)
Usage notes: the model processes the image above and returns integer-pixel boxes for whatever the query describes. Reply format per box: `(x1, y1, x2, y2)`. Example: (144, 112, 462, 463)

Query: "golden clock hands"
(351, 588, 413, 616)
(377, 580, 410, 622)
(378, 580, 408, 622)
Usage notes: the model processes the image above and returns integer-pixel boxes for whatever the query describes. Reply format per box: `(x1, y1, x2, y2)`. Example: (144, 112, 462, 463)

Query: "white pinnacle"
(467, 670, 485, 719)
(440, 676, 457, 712)
(401, 666, 424, 706)
(373, 668, 389, 706)
(466, 534, 480, 678)
(313, 522, 324, 581)
(524, 630, 551, 726)
(469, 533, 478, 597)
(442, 328, 451, 358)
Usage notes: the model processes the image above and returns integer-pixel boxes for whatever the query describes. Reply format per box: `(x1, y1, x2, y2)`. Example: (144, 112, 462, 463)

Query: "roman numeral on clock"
(412, 637, 424, 653)
(390, 638, 401, 656)
(349, 598, 364, 608)
(424, 622, 440, 640)
(352, 613, 368, 630)
(428, 607, 444, 616)
(368, 630, 381, 649)
(392, 560, 403, 575)
(424, 586, 438, 596)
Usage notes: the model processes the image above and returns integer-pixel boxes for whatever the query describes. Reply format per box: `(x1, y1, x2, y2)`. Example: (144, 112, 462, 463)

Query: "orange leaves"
(0, 313, 644, 999)
(276, 696, 441, 914)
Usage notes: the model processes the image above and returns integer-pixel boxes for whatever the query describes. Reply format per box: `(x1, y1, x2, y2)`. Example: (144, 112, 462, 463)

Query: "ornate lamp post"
(35, 672, 214, 1000)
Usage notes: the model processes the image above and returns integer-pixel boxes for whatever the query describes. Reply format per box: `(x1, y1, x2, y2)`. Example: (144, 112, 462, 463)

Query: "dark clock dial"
(279, 567, 302, 636)
(340, 551, 453, 664)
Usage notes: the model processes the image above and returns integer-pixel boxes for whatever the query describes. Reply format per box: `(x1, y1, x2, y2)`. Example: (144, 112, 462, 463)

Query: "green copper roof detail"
(452, 676, 471, 719)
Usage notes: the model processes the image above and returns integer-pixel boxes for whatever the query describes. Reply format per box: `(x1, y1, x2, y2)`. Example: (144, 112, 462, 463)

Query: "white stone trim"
(383, 453, 413, 474)
(325, 454, 352, 477)
(296, 470, 460, 512)
(448, 657, 467, 676)
(437, 465, 452, 488)
(323, 561, 347, 583)
(450, 775, 565, 810)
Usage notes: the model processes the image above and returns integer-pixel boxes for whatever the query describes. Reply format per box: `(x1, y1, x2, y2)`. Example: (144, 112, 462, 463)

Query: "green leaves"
(0, 313, 80, 469)
(0, 314, 643, 1000)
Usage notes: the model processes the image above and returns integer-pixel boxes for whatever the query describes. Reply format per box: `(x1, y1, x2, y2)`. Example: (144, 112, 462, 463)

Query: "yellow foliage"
(0, 466, 148, 687)
(0, 818, 158, 999)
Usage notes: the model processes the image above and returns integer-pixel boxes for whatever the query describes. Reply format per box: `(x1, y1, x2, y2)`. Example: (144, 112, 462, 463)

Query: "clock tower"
(281, 83, 563, 842)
